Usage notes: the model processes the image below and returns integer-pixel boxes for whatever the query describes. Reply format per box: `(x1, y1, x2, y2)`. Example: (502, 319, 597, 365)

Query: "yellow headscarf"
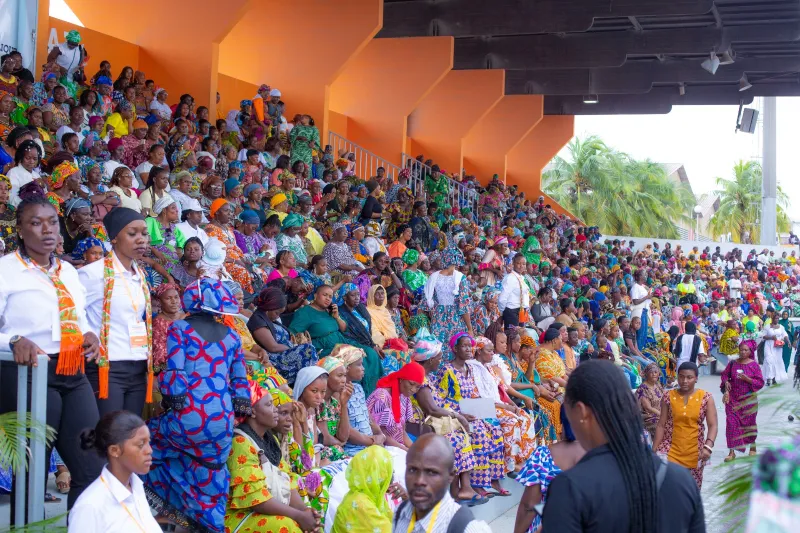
(366, 284, 398, 348)
(331, 446, 394, 533)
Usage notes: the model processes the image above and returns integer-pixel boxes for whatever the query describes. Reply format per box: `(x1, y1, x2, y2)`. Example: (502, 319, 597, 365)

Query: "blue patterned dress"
(424, 274, 472, 350)
(516, 446, 562, 533)
(144, 320, 251, 533)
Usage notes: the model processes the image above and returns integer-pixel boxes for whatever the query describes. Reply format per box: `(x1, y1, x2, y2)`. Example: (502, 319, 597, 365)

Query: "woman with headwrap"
(385, 187, 414, 240)
(434, 333, 505, 495)
(366, 362, 425, 451)
(289, 114, 319, 169)
(315, 357, 351, 463)
(471, 336, 537, 476)
(322, 223, 363, 276)
(345, 223, 370, 266)
(225, 383, 319, 533)
(143, 194, 183, 286)
(335, 282, 383, 396)
(331, 446, 395, 533)
(400, 248, 427, 298)
(422, 246, 475, 348)
(60, 196, 109, 259)
(144, 279, 251, 533)
(205, 199, 254, 293)
(46, 160, 82, 216)
(636, 363, 665, 440)
(759, 313, 789, 386)
(275, 213, 308, 267)
(144, 282, 185, 420)
(234, 209, 271, 285)
(248, 287, 318, 387)
(471, 287, 500, 336)
(69, 236, 104, 264)
(366, 284, 410, 375)
(534, 328, 566, 437)
(353, 251, 401, 305)
(721, 339, 764, 462)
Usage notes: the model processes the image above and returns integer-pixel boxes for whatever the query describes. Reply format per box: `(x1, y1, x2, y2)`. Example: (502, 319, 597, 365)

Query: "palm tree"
(707, 160, 791, 243)
(543, 136, 694, 238)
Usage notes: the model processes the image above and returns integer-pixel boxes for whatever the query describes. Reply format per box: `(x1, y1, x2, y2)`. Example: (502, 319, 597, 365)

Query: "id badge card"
(129, 322, 148, 354)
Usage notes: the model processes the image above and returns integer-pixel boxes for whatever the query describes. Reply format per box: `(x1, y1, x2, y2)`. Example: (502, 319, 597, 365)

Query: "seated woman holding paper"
(433, 333, 506, 498)
(366, 362, 426, 451)
(471, 336, 538, 474)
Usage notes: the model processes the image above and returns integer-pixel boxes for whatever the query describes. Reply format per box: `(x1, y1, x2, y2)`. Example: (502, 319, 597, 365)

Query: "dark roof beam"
(453, 23, 800, 70)
(506, 57, 800, 95)
(379, 0, 714, 38)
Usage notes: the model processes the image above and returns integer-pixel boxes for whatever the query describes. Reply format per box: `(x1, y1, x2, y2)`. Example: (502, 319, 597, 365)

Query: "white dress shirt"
(175, 221, 210, 247)
(677, 334, 706, 367)
(630, 282, 651, 319)
(79, 252, 148, 362)
(68, 466, 162, 533)
(728, 278, 742, 299)
(498, 271, 530, 312)
(6, 165, 36, 207)
(0, 253, 89, 354)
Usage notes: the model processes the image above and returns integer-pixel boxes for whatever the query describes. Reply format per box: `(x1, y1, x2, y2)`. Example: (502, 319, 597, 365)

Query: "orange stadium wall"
(407, 69, 505, 176)
(462, 95, 544, 184)
(216, 74, 259, 120)
(506, 115, 575, 217)
(219, 0, 382, 144)
(329, 37, 454, 166)
(45, 17, 140, 80)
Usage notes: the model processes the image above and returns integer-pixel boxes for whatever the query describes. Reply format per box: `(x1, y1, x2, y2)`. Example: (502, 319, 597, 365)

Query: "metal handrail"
(327, 132, 403, 182)
(401, 153, 478, 215)
(0, 352, 48, 528)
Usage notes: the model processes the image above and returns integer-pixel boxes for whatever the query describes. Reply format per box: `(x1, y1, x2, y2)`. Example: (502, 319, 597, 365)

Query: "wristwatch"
(9, 335, 22, 352)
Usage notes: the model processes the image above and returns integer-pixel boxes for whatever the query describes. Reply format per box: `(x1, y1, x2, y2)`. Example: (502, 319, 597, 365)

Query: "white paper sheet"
(459, 398, 496, 419)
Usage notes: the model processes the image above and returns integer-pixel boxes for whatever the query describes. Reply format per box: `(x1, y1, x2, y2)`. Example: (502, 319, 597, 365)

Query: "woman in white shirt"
(6, 139, 40, 206)
(108, 167, 143, 212)
(69, 411, 162, 533)
(80, 208, 152, 417)
(0, 192, 103, 515)
(138, 166, 170, 217)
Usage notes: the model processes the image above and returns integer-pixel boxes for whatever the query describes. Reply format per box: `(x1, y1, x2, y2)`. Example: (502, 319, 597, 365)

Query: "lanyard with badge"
(407, 501, 442, 533)
(113, 254, 148, 355)
(99, 475, 148, 533)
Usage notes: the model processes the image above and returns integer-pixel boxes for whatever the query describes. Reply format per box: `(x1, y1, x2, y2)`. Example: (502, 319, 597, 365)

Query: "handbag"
(424, 415, 470, 446)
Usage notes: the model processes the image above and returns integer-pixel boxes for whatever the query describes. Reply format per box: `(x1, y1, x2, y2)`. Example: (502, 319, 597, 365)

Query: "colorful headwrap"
(154, 282, 181, 300)
(402, 248, 420, 266)
(441, 246, 465, 268)
(349, 223, 364, 236)
(71, 237, 103, 261)
(270, 193, 288, 208)
(520, 335, 536, 347)
(449, 332, 475, 352)
(398, 168, 411, 180)
(95, 76, 112, 87)
(330, 344, 366, 366)
(270, 388, 292, 407)
(412, 339, 443, 362)
(317, 356, 345, 374)
(65, 30, 81, 44)
(182, 278, 239, 316)
(482, 287, 500, 303)
(474, 336, 492, 350)
(376, 362, 425, 423)
(240, 99, 253, 108)
(209, 198, 229, 219)
(740, 339, 758, 354)
(171, 149, 192, 168)
(49, 161, 79, 190)
(64, 197, 91, 217)
(281, 213, 303, 230)
(334, 282, 358, 306)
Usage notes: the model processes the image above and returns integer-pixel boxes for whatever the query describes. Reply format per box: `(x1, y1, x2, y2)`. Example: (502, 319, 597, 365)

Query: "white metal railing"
(0, 352, 48, 528)
(401, 153, 478, 215)
(327, 132, 403, 183)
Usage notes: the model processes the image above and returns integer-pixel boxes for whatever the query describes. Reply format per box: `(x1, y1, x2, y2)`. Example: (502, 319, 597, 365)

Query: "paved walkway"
(2, 374, 797, 531)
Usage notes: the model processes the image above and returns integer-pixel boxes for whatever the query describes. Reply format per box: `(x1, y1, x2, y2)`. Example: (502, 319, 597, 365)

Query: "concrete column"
(760, 96, 777, 245)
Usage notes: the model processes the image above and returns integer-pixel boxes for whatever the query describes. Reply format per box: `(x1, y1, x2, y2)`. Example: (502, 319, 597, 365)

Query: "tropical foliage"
(543, 136, 696, 238)
(0, 412, 65, 532)
(706, 160, 791, 243)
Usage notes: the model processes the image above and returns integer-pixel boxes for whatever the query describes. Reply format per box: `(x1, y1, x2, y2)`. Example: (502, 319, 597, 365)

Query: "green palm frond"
(0, 513, 68, 533)
(0, 412, 57, 473)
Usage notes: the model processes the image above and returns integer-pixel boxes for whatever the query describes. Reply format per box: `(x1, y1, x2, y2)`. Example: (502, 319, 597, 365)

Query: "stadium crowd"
(1, 31, 799, 533)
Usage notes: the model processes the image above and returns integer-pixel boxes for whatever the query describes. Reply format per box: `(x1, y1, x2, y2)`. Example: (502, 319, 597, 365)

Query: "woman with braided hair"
(542, 360, 705, 532)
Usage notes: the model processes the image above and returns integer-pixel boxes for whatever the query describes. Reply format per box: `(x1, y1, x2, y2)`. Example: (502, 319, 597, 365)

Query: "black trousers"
(84, 359, 148, 418)
(0, 358, 103, 521)
(502, 307, 521, 329)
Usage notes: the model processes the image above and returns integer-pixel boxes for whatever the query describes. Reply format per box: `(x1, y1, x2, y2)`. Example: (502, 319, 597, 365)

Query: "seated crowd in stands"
(1, 32, 799, 533)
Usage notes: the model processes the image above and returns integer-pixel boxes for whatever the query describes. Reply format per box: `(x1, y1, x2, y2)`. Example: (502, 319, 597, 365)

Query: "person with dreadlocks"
(542, 360, 705, 532)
